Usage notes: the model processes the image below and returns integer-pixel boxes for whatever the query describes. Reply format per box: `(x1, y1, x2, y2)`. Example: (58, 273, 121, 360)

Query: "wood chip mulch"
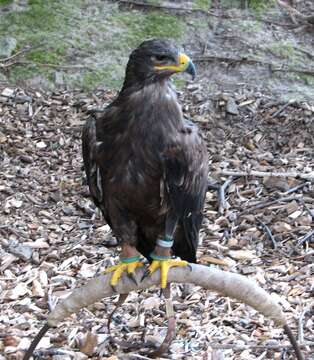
(0, 85, 313, 360)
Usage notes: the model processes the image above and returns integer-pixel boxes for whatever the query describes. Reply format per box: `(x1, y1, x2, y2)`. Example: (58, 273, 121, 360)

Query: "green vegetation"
(299, 74, 314, 86)
(77, 65, 124, 91)
(268, 40, 296, 59)
(220, 0, 275, 12)
(248, 0, 275, 12)
(193, 0, 211, 11)
(0, 0, 186, 90)
(112, 11, 184, 49)
(230, 19, 262, 32)
(0, 0, 13, 5)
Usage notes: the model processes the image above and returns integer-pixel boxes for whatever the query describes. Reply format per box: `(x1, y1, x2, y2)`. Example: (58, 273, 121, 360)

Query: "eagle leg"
(151, 284, 176, 357)
(148, 213, 188, 288)
(105, 244, 144, 286)
(148, 256, 188, 288)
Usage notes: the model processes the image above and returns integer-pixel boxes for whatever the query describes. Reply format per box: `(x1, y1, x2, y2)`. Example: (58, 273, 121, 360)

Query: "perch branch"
(217, 169, 314, 181)
(23, 265, 305, 360)
(47, 265, 287, 327)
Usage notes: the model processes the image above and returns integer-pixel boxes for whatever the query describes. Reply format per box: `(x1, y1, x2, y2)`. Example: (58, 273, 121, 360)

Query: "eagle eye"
(152, 54, 169, 63)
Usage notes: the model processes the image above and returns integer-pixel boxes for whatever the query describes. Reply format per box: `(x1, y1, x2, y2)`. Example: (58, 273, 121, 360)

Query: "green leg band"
(150, 252, 171, 261)
(121, 255, 141, 264)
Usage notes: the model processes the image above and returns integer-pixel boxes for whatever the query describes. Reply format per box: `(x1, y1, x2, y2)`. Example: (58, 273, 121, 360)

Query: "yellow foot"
(148, 259, 188, 288)
(105, 260, 144, 286)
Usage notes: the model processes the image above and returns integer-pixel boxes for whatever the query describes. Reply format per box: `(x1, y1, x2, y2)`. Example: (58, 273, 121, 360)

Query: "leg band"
(157, 235, 174, 248)
(121, 255, 141, 264)
(150, 252, 171, 261)
(157, 239, 174, 248)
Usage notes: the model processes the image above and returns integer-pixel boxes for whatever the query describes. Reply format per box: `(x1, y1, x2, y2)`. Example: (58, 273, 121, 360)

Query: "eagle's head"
(123, 39, 196, 87)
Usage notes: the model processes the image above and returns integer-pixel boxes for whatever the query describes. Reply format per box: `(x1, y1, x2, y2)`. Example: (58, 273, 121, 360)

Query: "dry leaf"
(78, 331, 98, 356)
(228, 250, 257, 261)
(32, 279, 45, 297)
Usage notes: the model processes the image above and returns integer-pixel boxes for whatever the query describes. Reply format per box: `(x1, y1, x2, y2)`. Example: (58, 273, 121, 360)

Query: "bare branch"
(47, 265, 286, 327)
(217, 169, 314, 181)
(23, 265, 306, 360)
(194, 55, 314, 77)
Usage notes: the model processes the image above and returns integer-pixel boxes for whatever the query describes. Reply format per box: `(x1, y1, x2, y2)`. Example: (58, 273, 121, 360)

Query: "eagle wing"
(162, 120, 208, 262)
(82, 114, 110, 224)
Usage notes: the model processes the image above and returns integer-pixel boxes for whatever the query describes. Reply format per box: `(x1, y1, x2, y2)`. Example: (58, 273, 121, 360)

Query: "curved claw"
(148, 259, 188, 288)
(105, 261, 144, 286)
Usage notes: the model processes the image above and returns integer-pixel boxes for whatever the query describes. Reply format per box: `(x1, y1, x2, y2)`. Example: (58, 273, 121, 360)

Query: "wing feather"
(163, 121, 208, 262)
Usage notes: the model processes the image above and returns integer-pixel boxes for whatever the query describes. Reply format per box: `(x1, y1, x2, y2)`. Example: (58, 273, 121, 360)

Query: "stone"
(0, 72, 7, 83)
(0, 36, 17, 58)
(226, 97, 239, 115)
(8, 243, 33, 261)
(54, 71, 65, 86)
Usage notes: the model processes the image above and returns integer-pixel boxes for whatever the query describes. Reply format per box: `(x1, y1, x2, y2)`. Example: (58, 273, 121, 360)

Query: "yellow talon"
(148, 259, 188, 288)
(105, 261, 144, 286)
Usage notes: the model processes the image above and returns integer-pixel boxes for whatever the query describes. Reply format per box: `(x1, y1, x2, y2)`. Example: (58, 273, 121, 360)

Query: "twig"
(0, 60, 94, 71)
(276, 0, 314, 25)
(284, 182, 310, 195)
(218, 177, 234, 214)
(208, 179, 220, 191)
(298, 306, 312, 344)
(209, 343, 313, 350)
(194, 54, 314, 77)
(118, 0, 207, 14)
(299, 199, 314, 221)
(217, 169, 314, 181)
(291, 250, 314, 260)
(257, 219, 277, 249)
(241, 195, 299, 214)
(271, 99, 295, 118)
(297, 229, 314, 246)
(34, 348, 73, 356)
(0, 45, 36, 63)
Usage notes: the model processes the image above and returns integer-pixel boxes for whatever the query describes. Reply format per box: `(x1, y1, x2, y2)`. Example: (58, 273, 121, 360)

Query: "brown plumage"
(82, 39, 208, 282)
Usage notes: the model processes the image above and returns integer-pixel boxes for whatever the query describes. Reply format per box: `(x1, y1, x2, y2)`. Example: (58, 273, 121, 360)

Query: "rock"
(0, 36, 17, 58)
(263, 176, 290, 191)
(36, 141, 47, 149)
(0, 72, 7, 83)
(192, 93, 203, 104)
(226, 97, 239, 115)
(54, 71, 65, 86)
(141, 296, 160, 311)
(8, 242, 33, 261)
(1, 87, 14, 97)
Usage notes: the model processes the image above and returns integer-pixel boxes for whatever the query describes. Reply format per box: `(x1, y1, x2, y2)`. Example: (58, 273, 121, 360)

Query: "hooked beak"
(155, 52, 196, 80)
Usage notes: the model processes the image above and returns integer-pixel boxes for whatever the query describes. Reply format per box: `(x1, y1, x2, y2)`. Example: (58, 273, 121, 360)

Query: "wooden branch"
(194, 54, 314, 76)
(0, 46, 34, 63)
(209, 342, 313, 351)
(47, 265, 286, 327)
(216, 169, 314, 181)
(0, 60, 94, 71)
(118, 0, 208, 14)
(118, 1, 296, 28)
(23, 265, 306, 360)
(276, 0, 314, 25)
(240, 195, 300, 214)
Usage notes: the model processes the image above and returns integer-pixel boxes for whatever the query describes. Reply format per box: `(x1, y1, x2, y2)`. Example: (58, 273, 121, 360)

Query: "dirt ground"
(0, 84, 313, 360)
